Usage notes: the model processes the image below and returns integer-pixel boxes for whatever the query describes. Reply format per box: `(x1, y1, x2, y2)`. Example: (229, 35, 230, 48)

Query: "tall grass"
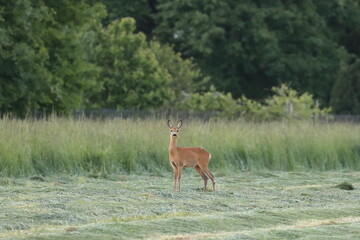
(0, 117, 359, 177)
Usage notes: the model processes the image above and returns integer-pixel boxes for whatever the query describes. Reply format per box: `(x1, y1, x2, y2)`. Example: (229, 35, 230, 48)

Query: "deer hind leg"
(194, 165, 208, 192)
(200, 166, 215, 191)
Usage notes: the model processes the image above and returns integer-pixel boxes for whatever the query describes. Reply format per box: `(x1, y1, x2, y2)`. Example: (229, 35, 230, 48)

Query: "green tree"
(155, 0, 346, 105)
(0, 0, 105, 116)
(93, 18, 173, 109)
(314, 0, 360, 57)
(330, 59, 360, 114)
(86, 0, 157, 36)
(42, 0, 105, 114)
(177, 86, 241, 118)
(0, 0, 52, 116)
(149, 40, 209, 105)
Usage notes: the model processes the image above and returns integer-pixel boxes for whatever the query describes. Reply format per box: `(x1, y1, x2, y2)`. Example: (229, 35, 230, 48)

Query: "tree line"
(1, 0, 359, 118)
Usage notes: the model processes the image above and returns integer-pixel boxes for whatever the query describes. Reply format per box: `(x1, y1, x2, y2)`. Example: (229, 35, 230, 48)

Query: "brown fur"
(167, 120, 215, 192)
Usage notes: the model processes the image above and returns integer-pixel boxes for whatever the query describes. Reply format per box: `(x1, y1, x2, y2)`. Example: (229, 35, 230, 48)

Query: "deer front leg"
(177, 166, 183, 192)
(171, 162, 178, 192)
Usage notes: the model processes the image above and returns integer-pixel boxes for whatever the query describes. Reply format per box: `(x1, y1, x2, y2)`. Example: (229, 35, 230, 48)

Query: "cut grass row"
(0, 171, 359, 239)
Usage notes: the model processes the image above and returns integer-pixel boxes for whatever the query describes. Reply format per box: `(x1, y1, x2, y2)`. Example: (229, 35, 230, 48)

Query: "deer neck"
(169, 137, 178, 153)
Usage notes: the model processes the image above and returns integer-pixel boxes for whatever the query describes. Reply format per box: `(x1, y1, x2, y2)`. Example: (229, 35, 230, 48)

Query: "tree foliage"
(0, 0, 104, 116)
(249, 84, 331, 121)
(178, 84, 329, 120)
(1, 0, 360, 116)
(149, 41, 209, 105)
(177, 86, 241, 118)
(330, 59, 360, 114)
(0, 0, 52, 116)
(92, 18, 173, 109)
(155, 0, 346, 105)
(0, 0, 204, 115)
(86, 0, 156, 36)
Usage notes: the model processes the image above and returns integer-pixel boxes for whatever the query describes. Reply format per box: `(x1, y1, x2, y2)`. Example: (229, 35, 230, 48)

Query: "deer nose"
(172, 133, 177, 137)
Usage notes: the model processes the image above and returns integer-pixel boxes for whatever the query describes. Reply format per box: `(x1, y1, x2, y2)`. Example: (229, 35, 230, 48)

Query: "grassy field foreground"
(0, 171, 359, 239)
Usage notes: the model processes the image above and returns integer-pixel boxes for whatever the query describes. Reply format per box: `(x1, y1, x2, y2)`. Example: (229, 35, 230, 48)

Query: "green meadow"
(0, 118, 359, 239)
(0, 118, 359, 177)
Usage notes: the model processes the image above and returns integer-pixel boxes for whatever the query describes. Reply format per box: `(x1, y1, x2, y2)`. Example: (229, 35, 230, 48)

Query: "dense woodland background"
(1, 0, 360, 118)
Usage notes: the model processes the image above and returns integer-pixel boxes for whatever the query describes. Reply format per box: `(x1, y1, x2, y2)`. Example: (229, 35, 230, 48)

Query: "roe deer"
(167, 120, 215, 192)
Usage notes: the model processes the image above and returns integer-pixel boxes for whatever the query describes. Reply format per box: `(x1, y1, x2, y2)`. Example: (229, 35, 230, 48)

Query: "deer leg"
(171, 162, 178, 192)
(194, 165, 208, 192)
(201, 167, 215, 191)
(177, 166, 183, 192)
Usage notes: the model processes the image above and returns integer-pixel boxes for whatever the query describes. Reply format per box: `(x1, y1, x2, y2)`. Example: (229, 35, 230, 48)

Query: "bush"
(176, 84, 330, 121)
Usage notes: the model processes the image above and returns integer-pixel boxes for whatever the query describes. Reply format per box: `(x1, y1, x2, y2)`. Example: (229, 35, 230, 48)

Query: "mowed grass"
(0, 117, 359, 177)
(0, 171, 360, 239)
(1, 117, 359, 238)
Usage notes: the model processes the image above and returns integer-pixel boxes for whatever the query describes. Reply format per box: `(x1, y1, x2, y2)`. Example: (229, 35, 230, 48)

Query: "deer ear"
(177, 120, 183, 128)
(167, 120, 173, 128)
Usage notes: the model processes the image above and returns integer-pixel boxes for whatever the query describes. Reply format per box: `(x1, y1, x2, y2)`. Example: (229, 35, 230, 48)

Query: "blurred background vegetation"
(1, 0, 360, 119)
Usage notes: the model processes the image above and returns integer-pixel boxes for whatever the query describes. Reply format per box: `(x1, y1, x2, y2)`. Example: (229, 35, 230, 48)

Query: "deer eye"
(176, 130, 179, 132)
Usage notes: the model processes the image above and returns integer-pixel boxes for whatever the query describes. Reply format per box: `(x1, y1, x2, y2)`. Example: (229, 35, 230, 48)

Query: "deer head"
(167, 120, 182, 138)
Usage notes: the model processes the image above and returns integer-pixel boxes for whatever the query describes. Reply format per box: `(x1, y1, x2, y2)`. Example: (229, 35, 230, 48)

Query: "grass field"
(0, 118, 359, 239)
(0, 118, 359, 177)
(0, 171, 359, 239)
